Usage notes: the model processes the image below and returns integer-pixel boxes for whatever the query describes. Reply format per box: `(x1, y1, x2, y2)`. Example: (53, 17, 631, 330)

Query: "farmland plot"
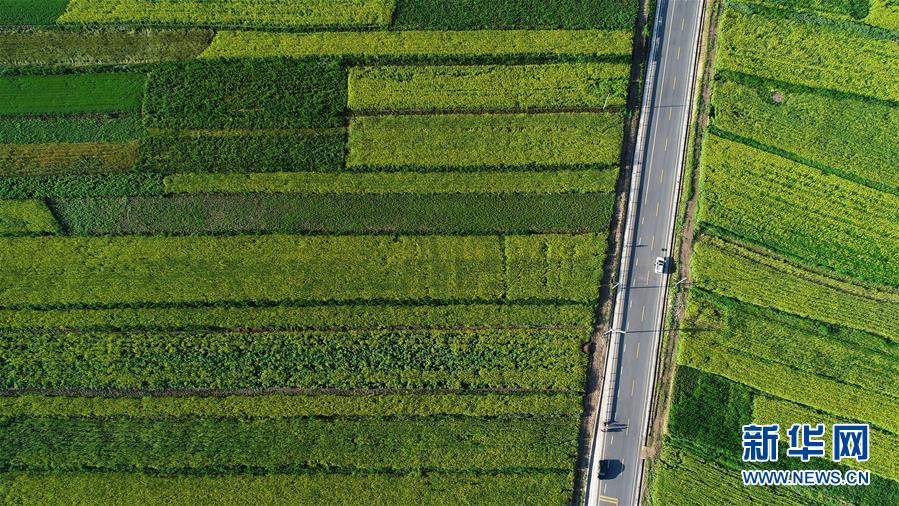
(348, 62, 629, 112)
(348, 112, 623, 168)
(58, 0, 396, 28)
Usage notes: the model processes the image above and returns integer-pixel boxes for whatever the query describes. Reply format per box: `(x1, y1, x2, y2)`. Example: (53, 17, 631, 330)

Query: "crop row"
(348, 112, 623, 169)
(0, 200, 59, 236)
(145, 59, 346, 130)
(199, 29, 633, 60)
(57, 0, 396, 29)
(137, 129, 344, 173)
(0, 327, 588, 390)
(0, 28, 213, 67)
(0, 0, 68, 25)
(754, 396, 899, 480)
(0, 173, 163, 199)
(754, 0, 872, 19)
(679, 329, 899, 434)
(690, 234, 899, 340)
(0, 415, 578, 472)
(0, 73, 145, 116)
(686, 289, 899, 398)
(163, 167, 620, 194)
(393, 0, 639, 30)
(699, 134, 899, 286)
(0, 141, 139, 177)
(0, 233, 604, 307)
(348, 62, 629, 112)
(717, 3, 898, 102)
(0, 392, 583, 419)
(0, 471, 574, 505)
(711, 73, 899, 194)
(51, 192, 615, 236)
(0, 301, 594, 332)
(0, 116, 143, 145)
(4, 312, 583, 394)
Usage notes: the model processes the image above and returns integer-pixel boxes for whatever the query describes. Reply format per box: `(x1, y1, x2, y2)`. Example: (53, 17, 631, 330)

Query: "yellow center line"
(655, 202, 660, 216)
(660, 169, 664, 184)
(600, 495, 619, 505)
(635, 342, 641, 359)
(668, 107, 672, 120)
(651, 235, 655, 249)
(672, 76, 677, 90)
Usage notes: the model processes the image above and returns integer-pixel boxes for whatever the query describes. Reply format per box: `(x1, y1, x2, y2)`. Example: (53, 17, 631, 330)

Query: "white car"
(655, 256, 669, 274)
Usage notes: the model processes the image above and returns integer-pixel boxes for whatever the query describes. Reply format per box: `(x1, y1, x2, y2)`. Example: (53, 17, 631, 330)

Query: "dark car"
(598, 459, 624, 479)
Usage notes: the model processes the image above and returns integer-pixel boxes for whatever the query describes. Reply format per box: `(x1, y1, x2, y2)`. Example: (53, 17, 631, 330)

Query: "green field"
(0, 1, 639, 501)
(200, 28, 633, 60)
(0, 29, 213, 67)
(657, 0, 899, 502)
(58, 0, 396, 28)
(0, 73, 145, 115)
(348, 62, 629, 112)
(348, 112, 623, 168)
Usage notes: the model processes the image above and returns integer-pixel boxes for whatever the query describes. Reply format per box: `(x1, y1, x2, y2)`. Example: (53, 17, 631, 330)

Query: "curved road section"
(585, 1, 704, 505)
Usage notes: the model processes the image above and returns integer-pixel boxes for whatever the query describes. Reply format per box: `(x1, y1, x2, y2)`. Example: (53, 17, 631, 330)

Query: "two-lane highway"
(585, 0, 705, 505)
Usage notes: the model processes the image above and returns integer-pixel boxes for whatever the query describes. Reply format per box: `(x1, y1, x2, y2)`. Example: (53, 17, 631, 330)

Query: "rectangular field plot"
(51, 192, 615, 235)
(711, 75, 899, 194)
(0, 29, 213, 67)
(0, 302, 594, 332)
(145, 59, 346, 130)
(163, 168, 619, 194)
(0, 392, 583, 418)
(0, 234, 603, 307)
(347, 112, 623, 169)
(392, 0, 639, 30)
(0, 73, 145, 115)
(717, 4, 899, 102)
(690, 235, 899, 341)
(348, 62, 629, 112)
(138, 130, 345, 173)
(0, 116, 144, 144)
(0, 173, 164, 199)
(200, 29, 633, 60)
(0, 200, 59, 235)
(58, 0, 395, 28)
(699, 135, 899, 286)
(0, 328, 587, 390)
(0, 0, 69, 25)
(0, 141, 139, 177)
(0, 416, 578, 471)
(0, 472, 574, 506)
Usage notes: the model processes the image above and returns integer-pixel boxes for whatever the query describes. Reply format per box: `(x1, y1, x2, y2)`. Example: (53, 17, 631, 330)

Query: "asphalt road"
(585, 1, 704, 505)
